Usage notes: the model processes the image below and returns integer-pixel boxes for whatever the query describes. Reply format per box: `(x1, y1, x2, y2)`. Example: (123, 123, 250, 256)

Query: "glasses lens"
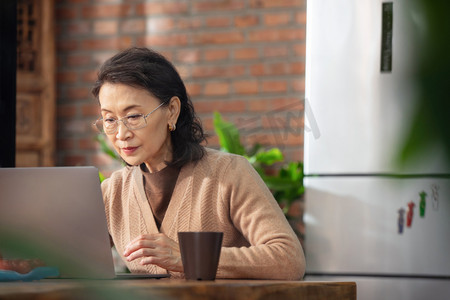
(125, 115, 146, 130)
(94, 120, 105, 133)
(94, 119, 117, 134)
(93, 114, 148, 134)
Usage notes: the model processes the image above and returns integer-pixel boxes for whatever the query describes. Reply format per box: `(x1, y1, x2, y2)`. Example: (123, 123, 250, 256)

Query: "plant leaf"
(254, 148, 284, 165)
(213, 111, 246, 155)
(95, 134, 122, 162)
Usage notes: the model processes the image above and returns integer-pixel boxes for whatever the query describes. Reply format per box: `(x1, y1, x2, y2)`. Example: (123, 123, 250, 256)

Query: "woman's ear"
(168, 96, 181, 125)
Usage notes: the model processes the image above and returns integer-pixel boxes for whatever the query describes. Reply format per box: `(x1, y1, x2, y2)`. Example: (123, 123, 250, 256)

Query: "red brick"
(291, 61, 305, 74)
(58, 105, 77, 118)
(250, 63, 265, 76)
(56, 39, 78, 51)
(245, 131, 303, 148)
(251, 62, 296, 76)
(92, 52, 118, 66)
(118, 36, 134, 49)
(262, 115, 288, 129)
(292, 79, 305, 92)
(81, 103, 101, 117)
(67, 87, 91, 101)
(141, 34, 188, 46)
(293, 43, 306, 56)
(191, 65, 245, 78)
(199, 116, 214, 132)
(146, 18, 176, 32)
(79, 138, 97, 150)
(286, 114, 304, 132)
(234, 15, 259, 28)
(194, 99, 245, 113)
(233, 80, 259, 94)
(193, 31, 244, 45)
(266, 62, 289, 75)
(264, 46, 288, 58)
(204, 49, 230, 61)
(121, 19, 146, 34)
(206, 16, 231, 28)
(296, 11, 307, 25)
(262, 81, 288, 93)
(176, 49, 201, 63)
(64, 154, 87, 166)
(283, 148, 303, 163)
(57, 138, 75, 151)
(67, 22, 90, 35)
(175, 65, 190, 79)
(55, 7, 78, 20)
(177, 18, 203, 30)
(82, 38, 120, 50)
(193, 0, 244, 12)
(234, 48, 258, 60)
(203, 82, 230, 96)
(57, 71, 78, 83)
(61, 0, 89, 3)
(91, 0, 120, 3)
(248, 97, 301, 112)
(66, 54, 91, 67)
(82, 70, 99, 83)
(249, 28, 305, 42)
(206, 135, 220, 148)
(273, 98, 304, 110)
(250, 0, 305, 9)
(248, 99, 271, 112)
(137, 2, 188, 15)
(94, 20, 119, 35)
(82, 4, 132, 18)
(92, 153, 116, 168)
(264, 13, 292, 26)
(185, 83, 202, 97)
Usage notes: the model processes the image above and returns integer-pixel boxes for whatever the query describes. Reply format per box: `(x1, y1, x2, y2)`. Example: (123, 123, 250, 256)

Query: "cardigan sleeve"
(216, 155, 306, 280)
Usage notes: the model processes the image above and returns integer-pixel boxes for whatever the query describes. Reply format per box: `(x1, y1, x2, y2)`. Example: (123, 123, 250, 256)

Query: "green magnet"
(419, 191, 427, 217)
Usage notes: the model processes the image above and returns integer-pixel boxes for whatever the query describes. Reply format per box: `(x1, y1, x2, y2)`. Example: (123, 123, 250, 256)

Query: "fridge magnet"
(397, 207, 405, 234)
(406, 201, 415, 228)
(431, 184, 439, 211)
(419, 191, 427, 217)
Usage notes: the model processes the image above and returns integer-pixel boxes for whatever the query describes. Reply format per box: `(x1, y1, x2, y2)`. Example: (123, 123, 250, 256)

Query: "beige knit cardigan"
(101, 148, 305, 280)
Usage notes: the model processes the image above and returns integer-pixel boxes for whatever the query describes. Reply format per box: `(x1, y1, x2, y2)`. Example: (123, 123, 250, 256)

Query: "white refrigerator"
(303, 1, 450, 299)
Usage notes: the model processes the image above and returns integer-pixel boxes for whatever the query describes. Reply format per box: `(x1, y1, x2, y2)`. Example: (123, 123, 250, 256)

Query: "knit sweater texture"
(101, 148, 305, 280)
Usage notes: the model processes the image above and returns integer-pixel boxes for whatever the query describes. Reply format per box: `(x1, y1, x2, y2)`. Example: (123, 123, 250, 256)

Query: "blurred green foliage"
(95, 134, 125, 182)
(399, 1, 450, 167)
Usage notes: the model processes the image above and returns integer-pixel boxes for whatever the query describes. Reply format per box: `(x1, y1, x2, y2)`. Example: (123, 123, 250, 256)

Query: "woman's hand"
(123, 233, 183, 273)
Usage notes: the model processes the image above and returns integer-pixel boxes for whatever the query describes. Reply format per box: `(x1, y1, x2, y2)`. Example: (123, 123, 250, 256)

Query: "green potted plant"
(213, 112, 304, 216)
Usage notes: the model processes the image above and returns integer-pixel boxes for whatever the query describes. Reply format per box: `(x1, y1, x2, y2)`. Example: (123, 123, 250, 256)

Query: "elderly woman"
(92, 47, 305, 280)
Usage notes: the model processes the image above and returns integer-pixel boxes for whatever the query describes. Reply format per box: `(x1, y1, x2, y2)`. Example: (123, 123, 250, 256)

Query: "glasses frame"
(93, 101, 167, 134)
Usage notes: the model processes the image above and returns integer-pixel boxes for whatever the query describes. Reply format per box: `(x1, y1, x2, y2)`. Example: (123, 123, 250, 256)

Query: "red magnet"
(406, 201, 415, 227)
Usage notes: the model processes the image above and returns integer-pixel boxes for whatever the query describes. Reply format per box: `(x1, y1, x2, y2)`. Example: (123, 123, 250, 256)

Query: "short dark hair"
(92, 47, 206, 167)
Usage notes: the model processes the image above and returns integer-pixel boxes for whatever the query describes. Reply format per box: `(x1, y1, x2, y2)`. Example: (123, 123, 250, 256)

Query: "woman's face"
(98, 82, 180, 172)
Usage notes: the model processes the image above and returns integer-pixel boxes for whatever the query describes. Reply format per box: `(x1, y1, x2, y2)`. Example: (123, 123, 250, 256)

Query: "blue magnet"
(397, 207, 405, 234)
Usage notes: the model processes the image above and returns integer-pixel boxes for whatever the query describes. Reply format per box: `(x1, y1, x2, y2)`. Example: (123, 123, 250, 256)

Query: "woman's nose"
(115, 121, 131, 140)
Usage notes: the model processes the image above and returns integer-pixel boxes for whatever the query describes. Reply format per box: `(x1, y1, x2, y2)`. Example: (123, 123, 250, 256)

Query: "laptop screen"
(0, 166, 116, 279)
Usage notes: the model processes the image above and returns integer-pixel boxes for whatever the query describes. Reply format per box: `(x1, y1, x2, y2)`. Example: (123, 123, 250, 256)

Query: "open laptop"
(0, 166, 169, 279)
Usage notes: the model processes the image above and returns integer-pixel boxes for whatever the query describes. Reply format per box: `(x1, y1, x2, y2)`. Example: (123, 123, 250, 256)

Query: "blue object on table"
(0, 267, 59, 282)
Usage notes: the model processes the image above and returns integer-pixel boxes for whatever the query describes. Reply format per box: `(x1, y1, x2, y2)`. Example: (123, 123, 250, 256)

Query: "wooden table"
(0, 279, 356, 300)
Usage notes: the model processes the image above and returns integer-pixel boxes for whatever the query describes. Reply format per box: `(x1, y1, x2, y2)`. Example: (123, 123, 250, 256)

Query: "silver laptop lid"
(0, 166, 115, 279)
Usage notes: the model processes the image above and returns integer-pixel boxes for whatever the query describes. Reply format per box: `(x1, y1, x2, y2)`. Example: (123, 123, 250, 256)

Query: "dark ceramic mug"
(178, 232, 223, 281)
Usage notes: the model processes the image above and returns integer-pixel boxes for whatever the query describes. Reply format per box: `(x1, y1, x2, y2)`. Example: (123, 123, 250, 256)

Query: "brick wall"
(55, 0, 306, 175)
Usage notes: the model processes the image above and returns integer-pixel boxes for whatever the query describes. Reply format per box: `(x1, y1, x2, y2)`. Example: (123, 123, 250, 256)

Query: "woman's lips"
(121, 147, 138, 155)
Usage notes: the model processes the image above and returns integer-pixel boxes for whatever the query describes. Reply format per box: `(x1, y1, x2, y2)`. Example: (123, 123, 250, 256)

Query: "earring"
(169, 124, 176, 131)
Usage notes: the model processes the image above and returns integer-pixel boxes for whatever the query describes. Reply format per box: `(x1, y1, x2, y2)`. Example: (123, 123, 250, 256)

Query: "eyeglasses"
(93, 101, 166, 135)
